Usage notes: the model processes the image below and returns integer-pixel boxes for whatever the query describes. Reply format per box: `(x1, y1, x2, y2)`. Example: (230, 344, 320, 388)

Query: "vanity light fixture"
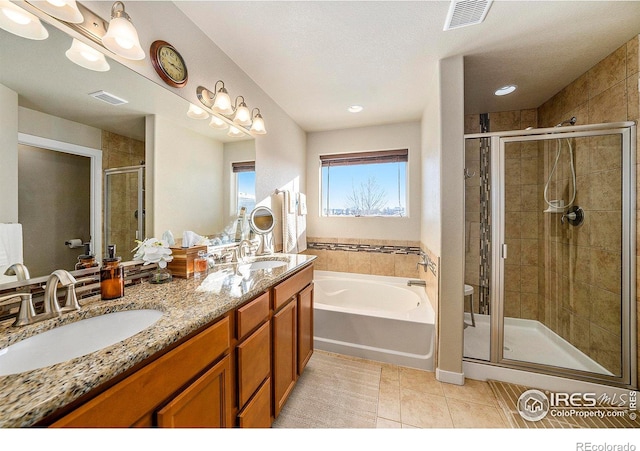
(197, 83, 267, 135)
(65, 38, 110, 71)
(0, 0, 48, 40)
(208, 115, 228, 130)
(187, 104, 209, 120)
(494, 84, 517, 96)
(249, 108, 267, 135)
(227, 126, 244, 138)
(102, 1, 144, 61)
(27, 0, 83, 24)
(232, 96, 252, 126)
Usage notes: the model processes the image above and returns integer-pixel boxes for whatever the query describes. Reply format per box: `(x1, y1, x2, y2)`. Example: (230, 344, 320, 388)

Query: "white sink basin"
(245, 260, 288, 271)
(0, 309, 163, 377)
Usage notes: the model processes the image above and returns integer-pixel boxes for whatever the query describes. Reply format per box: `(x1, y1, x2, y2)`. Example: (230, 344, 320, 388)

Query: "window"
(233, 161, 256, 214)
(320, 149, 408, 217)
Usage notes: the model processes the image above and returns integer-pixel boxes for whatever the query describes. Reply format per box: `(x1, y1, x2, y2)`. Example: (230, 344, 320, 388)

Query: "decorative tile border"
(307, 241, 421, 255)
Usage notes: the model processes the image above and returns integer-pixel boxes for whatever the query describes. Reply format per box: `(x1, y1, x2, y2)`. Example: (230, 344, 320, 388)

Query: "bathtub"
(313, 270, 435, 371)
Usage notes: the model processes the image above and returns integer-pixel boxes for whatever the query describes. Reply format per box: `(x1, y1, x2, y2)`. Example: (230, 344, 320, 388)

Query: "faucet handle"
(0, 292, 36, 327)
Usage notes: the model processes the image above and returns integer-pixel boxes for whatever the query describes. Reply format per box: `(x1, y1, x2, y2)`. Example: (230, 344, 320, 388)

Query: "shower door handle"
(501, 244, 508, 259)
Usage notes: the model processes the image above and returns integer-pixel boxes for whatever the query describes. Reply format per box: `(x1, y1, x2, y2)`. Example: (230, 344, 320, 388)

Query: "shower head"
(555, 117, 577, 127)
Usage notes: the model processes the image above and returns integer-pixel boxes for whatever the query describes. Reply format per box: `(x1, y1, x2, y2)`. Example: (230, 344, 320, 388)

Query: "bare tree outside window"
(346, 176, 387, 216)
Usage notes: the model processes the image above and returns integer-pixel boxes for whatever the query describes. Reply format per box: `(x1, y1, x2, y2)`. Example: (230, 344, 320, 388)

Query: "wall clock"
(150, 40, 188, 88)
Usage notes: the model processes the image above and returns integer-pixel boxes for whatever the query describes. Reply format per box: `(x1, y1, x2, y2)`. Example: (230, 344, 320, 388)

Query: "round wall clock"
(150, 40, 188, 88)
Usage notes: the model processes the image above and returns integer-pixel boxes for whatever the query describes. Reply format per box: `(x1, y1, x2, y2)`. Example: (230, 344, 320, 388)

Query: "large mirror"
(0, 18, 255, 281)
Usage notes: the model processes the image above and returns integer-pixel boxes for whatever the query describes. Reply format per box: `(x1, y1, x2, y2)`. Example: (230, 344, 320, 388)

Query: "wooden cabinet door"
(237, 321, 270, 408)
(272, 299, 297, 418)
(156, 355, 233, 428)
(297, 283, 313, 375)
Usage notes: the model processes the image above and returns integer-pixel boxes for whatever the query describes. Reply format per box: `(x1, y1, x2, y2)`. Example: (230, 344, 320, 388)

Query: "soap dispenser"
(100, 244, 124, 300)
(75, 242, 99, 270)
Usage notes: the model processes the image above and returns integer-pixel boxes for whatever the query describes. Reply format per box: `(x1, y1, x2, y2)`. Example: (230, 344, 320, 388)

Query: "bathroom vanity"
(0, 254, 315, 428)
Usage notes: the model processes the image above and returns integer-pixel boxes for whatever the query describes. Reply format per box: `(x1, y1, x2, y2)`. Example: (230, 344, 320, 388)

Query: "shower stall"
(104, 165, 145, 260)
(463, 121, 637, 389)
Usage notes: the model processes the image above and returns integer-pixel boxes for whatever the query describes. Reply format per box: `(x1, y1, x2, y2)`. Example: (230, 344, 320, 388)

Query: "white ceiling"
(176, 0, 640, 132)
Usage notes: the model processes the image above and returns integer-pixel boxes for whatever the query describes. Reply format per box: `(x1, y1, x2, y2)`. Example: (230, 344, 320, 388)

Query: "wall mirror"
(0, 19, 254, 281)
(249, 206, 275, 255)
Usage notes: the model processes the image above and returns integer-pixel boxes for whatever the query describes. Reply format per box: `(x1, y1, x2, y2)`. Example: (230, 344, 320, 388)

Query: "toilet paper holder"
(65, 239, 84, 249)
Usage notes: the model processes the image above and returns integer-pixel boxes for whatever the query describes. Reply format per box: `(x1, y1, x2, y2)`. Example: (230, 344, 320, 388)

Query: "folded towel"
(298, 192, 307, 216)
(281, 191, 297, 253)
(0, 223, 23, 267)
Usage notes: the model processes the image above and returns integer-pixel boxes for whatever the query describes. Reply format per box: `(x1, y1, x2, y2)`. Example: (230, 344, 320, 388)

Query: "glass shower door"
(495, 125, 635, 386)
(104, 165, 145, 259)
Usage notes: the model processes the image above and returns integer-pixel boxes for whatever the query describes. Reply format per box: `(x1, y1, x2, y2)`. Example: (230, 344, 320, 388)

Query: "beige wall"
(306, 121, 422, 242)
(0, 84, 18, 223)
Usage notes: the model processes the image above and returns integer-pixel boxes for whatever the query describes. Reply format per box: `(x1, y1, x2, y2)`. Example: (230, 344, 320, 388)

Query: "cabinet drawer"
(273, 265, 313, 311)
(51, 316, 231, 427)
(236, 291, 270, 341)
(237, 321, 271, 408)
(237, 377, 272, 428)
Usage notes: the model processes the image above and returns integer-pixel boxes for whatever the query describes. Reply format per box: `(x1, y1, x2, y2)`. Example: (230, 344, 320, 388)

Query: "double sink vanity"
(0, 253, 315, 428)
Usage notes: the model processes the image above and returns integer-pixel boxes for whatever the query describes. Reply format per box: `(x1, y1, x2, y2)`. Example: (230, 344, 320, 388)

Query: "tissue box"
(166, 245, 207, 278)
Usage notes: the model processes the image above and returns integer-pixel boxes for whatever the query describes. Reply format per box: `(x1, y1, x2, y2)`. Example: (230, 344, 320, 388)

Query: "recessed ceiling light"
(348, 105, 363, 113)
(494, 85, 517, 96)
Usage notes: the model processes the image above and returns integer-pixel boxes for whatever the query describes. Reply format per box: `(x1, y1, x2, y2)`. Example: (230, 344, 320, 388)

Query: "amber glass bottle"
(75, 242, 99, 270)
(100, 244, 124, 300)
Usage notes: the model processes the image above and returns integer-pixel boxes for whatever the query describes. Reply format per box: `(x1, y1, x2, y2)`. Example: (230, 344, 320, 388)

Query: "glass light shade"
(212, 89, 233, 115)
(65, 38, 110, 71)
(0, 1, 48, 40)
(494, 85, 517, 96)
(102, 16, 144, 60)
(187, 104, 209, 120)
(29, 0, 83, 23)
(209, 115, 228, 130)
(250, 114, 267, 135)
(233, 104, 252, 126)
(227, 126, 244, 138)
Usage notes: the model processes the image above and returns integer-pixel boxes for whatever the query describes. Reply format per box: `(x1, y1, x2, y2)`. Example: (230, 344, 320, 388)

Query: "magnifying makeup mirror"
(249, 206, 275, 255)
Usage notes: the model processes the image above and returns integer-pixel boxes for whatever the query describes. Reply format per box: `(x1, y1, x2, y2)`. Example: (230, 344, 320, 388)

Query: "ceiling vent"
(443, 0, 493, 31)
(89, 90, 128, 105)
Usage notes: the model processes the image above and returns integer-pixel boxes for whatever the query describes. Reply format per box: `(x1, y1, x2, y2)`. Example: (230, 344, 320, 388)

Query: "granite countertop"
(0, 253, 315, 428)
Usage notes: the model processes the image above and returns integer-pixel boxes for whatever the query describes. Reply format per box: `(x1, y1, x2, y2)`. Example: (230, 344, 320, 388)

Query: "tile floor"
(374, 362, 509, 428)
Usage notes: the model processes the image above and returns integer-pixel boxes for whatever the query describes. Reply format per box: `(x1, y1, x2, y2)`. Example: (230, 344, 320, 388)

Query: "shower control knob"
(561, 206, 584, 227)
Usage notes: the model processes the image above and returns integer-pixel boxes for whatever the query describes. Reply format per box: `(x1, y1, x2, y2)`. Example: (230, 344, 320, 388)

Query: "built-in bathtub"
(313, 270, 435, 370)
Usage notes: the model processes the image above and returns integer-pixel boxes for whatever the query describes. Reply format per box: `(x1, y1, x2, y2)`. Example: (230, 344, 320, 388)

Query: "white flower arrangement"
(133, 238, 174, 268)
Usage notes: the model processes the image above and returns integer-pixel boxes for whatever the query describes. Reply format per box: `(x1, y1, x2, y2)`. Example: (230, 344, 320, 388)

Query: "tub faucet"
(407, 279, 426, 287)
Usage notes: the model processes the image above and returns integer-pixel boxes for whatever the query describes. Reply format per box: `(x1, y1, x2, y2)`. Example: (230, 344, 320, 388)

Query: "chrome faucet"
(4, 263, 31, 281)
(43, 270, 78, 317)
(407, 279, 426, 287)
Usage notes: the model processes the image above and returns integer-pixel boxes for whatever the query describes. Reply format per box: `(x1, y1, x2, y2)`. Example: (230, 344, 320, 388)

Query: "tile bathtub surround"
(304, 238, 422, 278)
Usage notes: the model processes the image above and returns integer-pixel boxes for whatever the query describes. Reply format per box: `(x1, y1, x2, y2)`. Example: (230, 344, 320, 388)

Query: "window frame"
(319, 149, 409, 218)
(232, 160, 256, 216)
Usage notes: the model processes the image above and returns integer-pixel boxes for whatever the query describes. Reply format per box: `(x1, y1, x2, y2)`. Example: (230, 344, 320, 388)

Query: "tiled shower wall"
(101, 131, 145, 259)
(464, 34, 639, 378)
(535, 35, 639, 376)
